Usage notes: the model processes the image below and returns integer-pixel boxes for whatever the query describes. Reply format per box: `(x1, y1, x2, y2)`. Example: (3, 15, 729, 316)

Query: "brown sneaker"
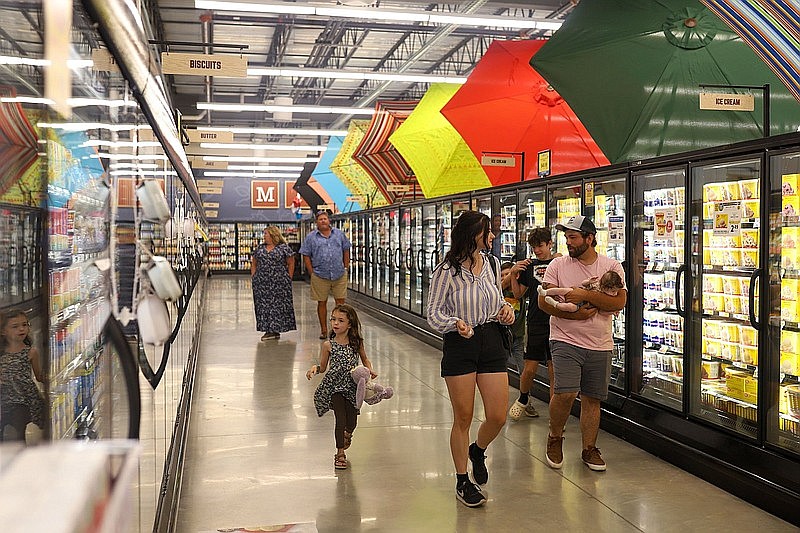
(546, 434, 563, 469)
(581, 446, 606, 471)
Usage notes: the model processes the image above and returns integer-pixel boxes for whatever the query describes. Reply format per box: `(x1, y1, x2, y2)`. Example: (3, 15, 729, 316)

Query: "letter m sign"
(251, 180, 279, 208)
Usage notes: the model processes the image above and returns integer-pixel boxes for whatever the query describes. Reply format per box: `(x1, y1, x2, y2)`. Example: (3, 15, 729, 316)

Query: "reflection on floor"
(177, 276, 794, 532)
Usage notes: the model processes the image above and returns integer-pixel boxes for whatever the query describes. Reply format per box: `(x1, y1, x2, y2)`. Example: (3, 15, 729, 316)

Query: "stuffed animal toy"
(350, 366, 394, 408)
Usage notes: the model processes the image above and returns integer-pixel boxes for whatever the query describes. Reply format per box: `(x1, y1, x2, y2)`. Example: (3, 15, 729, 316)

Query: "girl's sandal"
(343, 431, 353, 450)
(334, 452, 348, 470)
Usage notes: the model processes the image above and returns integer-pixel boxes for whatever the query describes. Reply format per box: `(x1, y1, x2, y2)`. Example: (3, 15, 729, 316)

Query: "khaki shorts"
(310, 272, 348, 301)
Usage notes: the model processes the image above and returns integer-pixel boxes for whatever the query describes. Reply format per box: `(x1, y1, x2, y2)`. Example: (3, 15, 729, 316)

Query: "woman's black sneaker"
(456, 480, 486, 507)
(469, 443, 488, 485)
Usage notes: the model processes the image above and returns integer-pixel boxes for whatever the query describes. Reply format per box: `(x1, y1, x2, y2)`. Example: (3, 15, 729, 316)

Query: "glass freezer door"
(422, 203, 438, 318)
(388, 208, 400, 306)
(494, 191, 518, 262)
(548, 182, 582, 257)
(439, 201, 453, 260)
(586, 175, 627, 390)
(632, 168, 687, 410)
(399, 207, 412, 311)
(690, 158, 761, 439)
(517, 188, 546, 260)
(768, 150, 800, 455)
(409, 206, 424, 316)
(472, 194, 492, 216)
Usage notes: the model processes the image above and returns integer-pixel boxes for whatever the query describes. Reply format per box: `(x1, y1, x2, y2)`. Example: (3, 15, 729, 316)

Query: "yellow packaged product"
(703, 202, 715, 220)
(782, 278, 799, 301)
(720, 341, 740, 361)
(780, 330, 800, 353)
(724, 181, 740, 201)
(718, 321, 740, 342)
(741, 249, 758, 268)
(740, 345, 759, 365)
(703, 229, 713, 247)
(738, 325, 758, 346)
(722, 276, 742, 296)
(703, 248, 712, 265)
(703, 360, 721, 379)
(782, 248, 798, 270)
(779, 385, 790, 414)
(703, 274, 723, 294)
(725, 296, 743, 316)
(710, 249, 724, 266)
(781, 352, 800, 375)
(704, 183, 724, 202)
(782, 195, 799, 219)
(740, 229, 759, 248)
(742, 200, 760, 220)
(738, 179, 759, 200)
(704, 339, 722, 358)
(703, 321, 721, 339)
(782, 300, 799, 322)
(783, 226, 800, 249)
(723, 249, 741, 267)
(704, 294, 725, 313)
(782, 173, 800, 197)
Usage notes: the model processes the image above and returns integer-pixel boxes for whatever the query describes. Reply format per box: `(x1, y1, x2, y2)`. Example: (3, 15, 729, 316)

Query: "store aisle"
(177, 277, 793, 532)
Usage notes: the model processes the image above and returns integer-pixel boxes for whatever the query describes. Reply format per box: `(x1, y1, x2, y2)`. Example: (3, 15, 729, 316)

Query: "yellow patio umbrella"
(330, 119, 388, 208)
(389, 83, 490, 198)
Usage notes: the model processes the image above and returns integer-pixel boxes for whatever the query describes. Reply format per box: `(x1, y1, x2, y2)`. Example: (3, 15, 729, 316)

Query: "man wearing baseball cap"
(538, 215, 626, 472)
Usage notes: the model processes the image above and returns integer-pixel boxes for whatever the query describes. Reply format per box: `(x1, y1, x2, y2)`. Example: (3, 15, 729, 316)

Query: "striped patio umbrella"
(330, 120, 388, 207)
(352, 100, 418, 203)
(311, 136, 362, 212)
(389, 83, 491, 199)
(0, 87, 40, 201)
(702, 0, 800, 103)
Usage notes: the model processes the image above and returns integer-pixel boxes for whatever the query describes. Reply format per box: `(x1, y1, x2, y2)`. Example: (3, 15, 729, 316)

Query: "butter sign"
(161, 52, 248, 78)
(187, 129, 234, 143)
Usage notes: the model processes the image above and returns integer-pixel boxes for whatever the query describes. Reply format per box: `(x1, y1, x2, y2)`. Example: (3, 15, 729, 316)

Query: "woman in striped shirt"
(427, 210, 515, 507)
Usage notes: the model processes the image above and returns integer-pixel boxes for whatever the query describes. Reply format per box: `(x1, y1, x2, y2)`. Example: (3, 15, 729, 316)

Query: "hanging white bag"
(137, 292, 171, 346)
(136, 180, 171, 223)
(143, 256, 183, 301)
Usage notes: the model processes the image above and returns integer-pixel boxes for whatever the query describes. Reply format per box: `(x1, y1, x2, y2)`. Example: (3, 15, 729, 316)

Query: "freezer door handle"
(103, 317, 141, 439)
(675, 264, 686, 317)
(405, 248, 414, 270)
(417, 249, 425, 272)
(748, 268, 762, 330)
(394, 247, 402, 269)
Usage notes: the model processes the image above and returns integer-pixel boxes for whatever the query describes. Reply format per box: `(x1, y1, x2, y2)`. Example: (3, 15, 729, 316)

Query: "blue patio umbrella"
(311, 136, 362, 212)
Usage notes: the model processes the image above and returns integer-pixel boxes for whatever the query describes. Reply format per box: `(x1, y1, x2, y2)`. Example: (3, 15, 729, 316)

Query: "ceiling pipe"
(81, 0, 206, 221)
(201, 11, 213, 125)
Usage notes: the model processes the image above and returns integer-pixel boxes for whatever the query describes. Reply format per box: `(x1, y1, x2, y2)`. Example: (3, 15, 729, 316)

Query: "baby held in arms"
(537, 270, 625, 313)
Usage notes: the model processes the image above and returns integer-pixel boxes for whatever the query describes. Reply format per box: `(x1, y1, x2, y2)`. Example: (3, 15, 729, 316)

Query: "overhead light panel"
(195, 1, 563, 30)
(198, 142, 327, 151)
(246, 66, 466, 84)
(228, 165, 305, 171)
(202, 155, 321, 163)
(202, 171, 301, 178)
(38, 122, 152, 132)
(197, 126, 348, 136)
(197, 102, 375, 115)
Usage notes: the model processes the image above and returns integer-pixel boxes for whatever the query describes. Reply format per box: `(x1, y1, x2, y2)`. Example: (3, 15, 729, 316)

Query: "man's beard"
(568, 242, 589, 258)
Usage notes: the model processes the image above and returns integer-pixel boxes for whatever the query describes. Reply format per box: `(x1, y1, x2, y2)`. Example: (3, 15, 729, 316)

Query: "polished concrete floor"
(177, 277, 794, 533)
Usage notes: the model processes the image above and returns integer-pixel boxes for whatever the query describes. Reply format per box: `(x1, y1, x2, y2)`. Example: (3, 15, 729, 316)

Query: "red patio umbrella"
(441, 39, 609, 185)
(352, 100, 418, 203)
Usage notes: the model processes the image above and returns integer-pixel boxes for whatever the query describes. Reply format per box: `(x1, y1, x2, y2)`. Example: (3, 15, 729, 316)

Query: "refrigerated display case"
(548, 182, 582, 257)
(207, 223, 236, 271)
(388, 208, 401, 307)
(632, 168, 687, 409)
(422, 203, 438, 318)
(517, 188, 546, 259)
(587, 176, 627, 388)
(472, 194, 492, 216)
(769, 150, 800, 455)
(494, 191, 518, 262)
(690, 158, 762, 439)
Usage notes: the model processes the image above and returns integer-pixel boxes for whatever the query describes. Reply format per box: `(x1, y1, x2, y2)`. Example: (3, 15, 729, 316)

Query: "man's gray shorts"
(550, 340, 612, 400)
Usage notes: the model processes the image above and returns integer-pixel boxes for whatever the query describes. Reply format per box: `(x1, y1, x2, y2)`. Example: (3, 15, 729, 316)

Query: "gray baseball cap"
(555, 215, 597, 234)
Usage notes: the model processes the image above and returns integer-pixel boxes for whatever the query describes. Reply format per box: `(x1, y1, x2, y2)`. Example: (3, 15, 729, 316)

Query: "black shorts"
(441, 322, 508, 377)
(525, 335, 552, 362)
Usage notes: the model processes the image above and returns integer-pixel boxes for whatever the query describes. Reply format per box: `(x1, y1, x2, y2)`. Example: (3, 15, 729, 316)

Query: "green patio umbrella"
(531, 0, 800, 164)
(389, 83, 490, 198)
(330, 120, 388, 207)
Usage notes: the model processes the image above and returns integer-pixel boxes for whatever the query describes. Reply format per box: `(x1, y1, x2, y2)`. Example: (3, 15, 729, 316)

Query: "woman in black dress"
(251, 226, 297, 340)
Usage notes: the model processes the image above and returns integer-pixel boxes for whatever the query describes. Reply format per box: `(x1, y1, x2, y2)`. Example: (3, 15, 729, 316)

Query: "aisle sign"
(91, 49, 120, 72)
(387, 184, 411, 192)
(481, 155, 515, 167)
(161, 52, 248, 78)
(190, 158, 228, 170)
(608, 216, 625, 243)
(205, 210, 218, 218)
(713, 201, 742, 236)
(251, 180, 279, 208)
(347, 195, 366, 203)
(317, 204, 334, 212)
(187, 129, 234, 144)
(196, 179, 223, 188)
(700, 92, 755, 112)
(198, 187, 223, 195)
(654, 207, 676, 240)
(202, 202, 219, 209)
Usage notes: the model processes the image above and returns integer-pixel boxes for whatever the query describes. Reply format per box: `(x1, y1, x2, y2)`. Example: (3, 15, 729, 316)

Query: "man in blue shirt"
(491, 214, 503, 259)
(299, 210, 352, 339)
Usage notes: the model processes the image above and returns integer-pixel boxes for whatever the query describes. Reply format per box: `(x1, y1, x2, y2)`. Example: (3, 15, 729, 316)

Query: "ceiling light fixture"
(0, 55, 94, 68)
(194, 1, 562, 30)
(0, 96, 138, 108)
(80, 140, 162, 148)
(196, 102, 375, 115)
(227, 165, 305, 171)
(202, 171, 301, 178)
(202, 155, 321, 163)
(197, 126, 348, 136)
(246, 66, 466, 84)
(198, 142, 327, 151)
(37, 122, 152, 132)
